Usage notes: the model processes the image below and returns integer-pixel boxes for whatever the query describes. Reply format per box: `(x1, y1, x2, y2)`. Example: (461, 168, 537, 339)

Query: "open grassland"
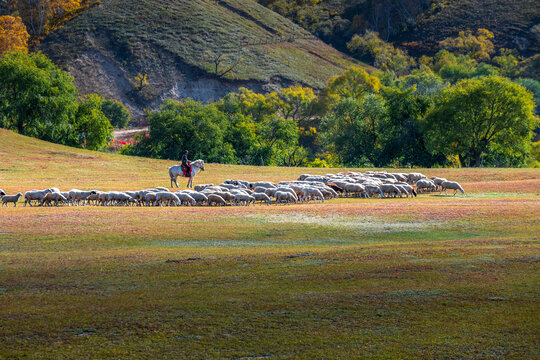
(1, 129, 539, 359)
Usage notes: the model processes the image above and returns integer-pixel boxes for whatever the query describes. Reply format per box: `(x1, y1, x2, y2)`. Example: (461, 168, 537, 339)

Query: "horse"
(168, 159, 205, 188)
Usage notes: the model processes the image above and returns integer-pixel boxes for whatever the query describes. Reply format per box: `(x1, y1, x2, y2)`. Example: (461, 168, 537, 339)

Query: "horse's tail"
(168, 167, 175, 179)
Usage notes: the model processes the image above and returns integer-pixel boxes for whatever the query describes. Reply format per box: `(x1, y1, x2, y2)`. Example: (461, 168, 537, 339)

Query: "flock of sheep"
(0, 171, 464, 208)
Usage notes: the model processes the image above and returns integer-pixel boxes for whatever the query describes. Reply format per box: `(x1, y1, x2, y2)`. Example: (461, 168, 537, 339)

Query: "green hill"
(38, 0, 361, 117)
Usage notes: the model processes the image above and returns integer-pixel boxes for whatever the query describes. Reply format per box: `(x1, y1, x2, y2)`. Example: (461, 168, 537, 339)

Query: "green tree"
(321, 94, 387, 166)
(74, 94, 113, 150)
(379, 86, 442, 167)
(398, 66, 446, 96)
(317, 66, 381, 115)
(0, 51, 79, 145)
(424, 76, 538, 167)
(493, 48, 520, 78)
(102, 99, 130, 128)
(130, 99, 234, 163)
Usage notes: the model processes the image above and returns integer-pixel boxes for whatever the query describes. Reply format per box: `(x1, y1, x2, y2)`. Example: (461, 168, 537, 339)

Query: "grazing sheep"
(24, 189, 52, 207)
(107, 192, 132, 206)
(275, 191, 296, 205)
(180, 191, 208, 206)
(155, 192, 180, 206)
(264, 188, 277, 198)
(194, 184, 213, 192)
(1, 192, 23, 207)
(301, 187, 325, 203)
(275, 187, 298, 202)
(440, 181, 465, 196)
(208, 194, 227, 206)
(42, 192, 68, 206)
(396, 184, 417, 197)
(69, 189, 98, 206)
(249, 181, 276, 190)
(252, 192, 271, 206)
(342, 183, 365, 198)
(406, 172, 427, 184)
(416, 179, 437, 193)
(176, 193, 196, 206)
(233, 193, 256, 206)
(253, 186, 269, 193)
(380, 184, 402, 198)
(155, 187, 170, 192)
(430, 177, 447, 191)
(98, 192, 110, 206)
(143, 192, 158, 206)
(364, 185, 384, 198)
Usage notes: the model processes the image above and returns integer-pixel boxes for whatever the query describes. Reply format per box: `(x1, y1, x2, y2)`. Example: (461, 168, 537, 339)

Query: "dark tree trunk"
(474, 151, 482, 167)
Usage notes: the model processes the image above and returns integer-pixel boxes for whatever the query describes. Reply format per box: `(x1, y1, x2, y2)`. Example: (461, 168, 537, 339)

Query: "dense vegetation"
(122, 32, 538, 168)
(0, 51, 113, 150)
(256, 0, 539, 58)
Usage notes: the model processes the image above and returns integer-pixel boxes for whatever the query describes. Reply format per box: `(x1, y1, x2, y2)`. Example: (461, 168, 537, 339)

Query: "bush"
(102, 99, 130, 128)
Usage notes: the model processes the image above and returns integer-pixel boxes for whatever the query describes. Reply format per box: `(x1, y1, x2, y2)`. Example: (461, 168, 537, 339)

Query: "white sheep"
(416, 179, 437, 193)
(208, 194, 226, 206)
(176, 193, 196, 206)
(380, 184, 402, 198)
(69, 189, 98, 206)
(233, 193, 255, 206)
(24, 189, 52, 207)
(301, 187, 325, 203)
(252, 192, 271, 206)
(275, 191, 296, 205)
(440, 181, 465, 196)
(179, 191, 208, 206)
(1, 192, 23, 207)
(155, 192, 180, 206)
(364, 185, 384, 198)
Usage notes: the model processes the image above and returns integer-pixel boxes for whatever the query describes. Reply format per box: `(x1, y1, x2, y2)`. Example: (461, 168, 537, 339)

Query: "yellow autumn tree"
(0, 15, 30, 54)
(8, 0, 81, 35)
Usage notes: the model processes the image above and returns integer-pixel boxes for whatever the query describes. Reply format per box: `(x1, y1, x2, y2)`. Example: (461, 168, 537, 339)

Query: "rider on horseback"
(181, 150, 191, 177)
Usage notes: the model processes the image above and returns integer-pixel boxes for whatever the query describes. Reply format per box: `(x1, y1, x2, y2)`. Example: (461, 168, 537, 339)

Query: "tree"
(9, 0, 81, 36)
(133, 73, 148, 91)
(424, 76, 538, 167)
(0, 15, 29, 54)
(347, 31, 415, 75)
(74, 94, 113, 150)
(492, 48, 520, 78)
(440, 29, 495, 61)
(0, 51, 79, 144)
(379, 86, 442, 167)
(398, 66, 446, 96)
(204, 50, 244, 78)
(102, 99, 130, 128)
(321, 94, 388, 166)
(131, 99, 235, 163)
(321, 66, 381, 109)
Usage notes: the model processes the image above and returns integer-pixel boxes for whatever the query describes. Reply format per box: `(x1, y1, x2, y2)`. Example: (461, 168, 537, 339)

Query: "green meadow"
(0, 129, 539, 359)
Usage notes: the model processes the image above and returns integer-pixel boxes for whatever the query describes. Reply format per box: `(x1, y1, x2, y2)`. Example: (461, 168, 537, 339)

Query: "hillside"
(398, 0, 540, 56)
(38, 0, 360, 117)
(1, 129, 538, 194)
(255, 0, 539, 60)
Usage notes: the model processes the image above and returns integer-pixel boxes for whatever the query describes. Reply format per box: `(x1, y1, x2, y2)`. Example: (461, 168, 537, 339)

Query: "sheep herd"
(0, 170, 465, 208)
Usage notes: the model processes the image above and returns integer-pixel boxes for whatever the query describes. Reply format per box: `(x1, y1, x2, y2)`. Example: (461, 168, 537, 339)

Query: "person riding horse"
(181, 150, 191, 177)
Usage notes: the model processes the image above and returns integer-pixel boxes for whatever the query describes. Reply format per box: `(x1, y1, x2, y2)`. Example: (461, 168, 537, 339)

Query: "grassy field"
(1, 129, 539, 359)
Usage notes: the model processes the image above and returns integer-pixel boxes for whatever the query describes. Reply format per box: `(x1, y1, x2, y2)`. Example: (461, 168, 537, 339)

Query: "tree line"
(0, 29, 538, 167)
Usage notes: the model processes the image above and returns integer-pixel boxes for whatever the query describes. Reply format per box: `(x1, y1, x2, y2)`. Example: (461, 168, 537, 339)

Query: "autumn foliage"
(8, 0, 82, 36)
(0, 15, 29, 54)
